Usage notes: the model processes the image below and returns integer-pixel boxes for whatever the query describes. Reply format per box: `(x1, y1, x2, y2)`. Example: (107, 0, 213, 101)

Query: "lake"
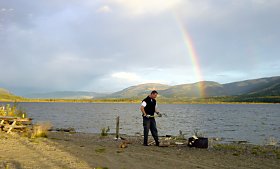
(1, 102, 279, 145)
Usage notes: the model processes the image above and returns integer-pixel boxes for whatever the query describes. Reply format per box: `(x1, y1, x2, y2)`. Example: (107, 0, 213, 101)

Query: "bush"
(0, 103, 27, 118)
(100, 126, 110, 136)
(31, 122, 52, 138)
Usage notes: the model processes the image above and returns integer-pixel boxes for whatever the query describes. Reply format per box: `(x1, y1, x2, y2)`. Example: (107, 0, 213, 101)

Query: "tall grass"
(100, 126, 110, 136)
(0, 103, 27, 118)
(31, 122, 52, 138)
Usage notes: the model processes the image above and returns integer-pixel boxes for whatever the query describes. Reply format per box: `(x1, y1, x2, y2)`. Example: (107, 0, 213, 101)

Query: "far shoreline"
(0, 99, 279, 104)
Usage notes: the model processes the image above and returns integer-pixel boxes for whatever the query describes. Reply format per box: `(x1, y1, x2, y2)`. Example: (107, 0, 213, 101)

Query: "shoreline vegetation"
(1, 96, 280, 104)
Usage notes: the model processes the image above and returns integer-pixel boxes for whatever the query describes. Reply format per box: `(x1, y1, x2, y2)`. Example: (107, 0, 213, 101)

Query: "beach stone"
(54, 127, 76, 133)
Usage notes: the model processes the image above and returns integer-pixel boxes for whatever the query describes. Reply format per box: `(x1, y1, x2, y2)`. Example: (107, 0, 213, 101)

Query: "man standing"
(140, 90, 160, 146)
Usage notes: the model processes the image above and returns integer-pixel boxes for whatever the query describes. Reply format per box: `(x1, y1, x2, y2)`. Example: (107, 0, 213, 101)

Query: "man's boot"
(155, 140, 160, 146)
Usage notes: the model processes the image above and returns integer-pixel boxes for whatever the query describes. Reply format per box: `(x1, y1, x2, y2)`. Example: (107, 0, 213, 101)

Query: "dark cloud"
(177, 0, 280, 72)
(0, 0, 279, 94)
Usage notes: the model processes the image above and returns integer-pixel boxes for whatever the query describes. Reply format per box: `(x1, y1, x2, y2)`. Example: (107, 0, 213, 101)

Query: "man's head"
(150, 90, 158, 99)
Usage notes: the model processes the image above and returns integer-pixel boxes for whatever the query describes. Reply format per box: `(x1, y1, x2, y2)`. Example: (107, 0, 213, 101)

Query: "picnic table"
(0, 116, 32, 133)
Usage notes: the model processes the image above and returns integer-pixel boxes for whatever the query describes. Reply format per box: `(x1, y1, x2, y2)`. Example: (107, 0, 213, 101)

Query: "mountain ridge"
(1, 76, 279, 100)
(23, 91, 107, 99)
(0, 88, 23, 101)
(104, 76, 280, 99)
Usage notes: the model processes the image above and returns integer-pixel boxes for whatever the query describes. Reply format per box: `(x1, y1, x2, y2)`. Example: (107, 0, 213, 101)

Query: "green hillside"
(245, 78, 280, 96)
(161, 81, 224, 98)
(107, 83, 170, 99)
(104, 76, 280, 103)
(0, 88, 23, 101)
(1, 76, 280, 103)
(223, 76, 280, 96)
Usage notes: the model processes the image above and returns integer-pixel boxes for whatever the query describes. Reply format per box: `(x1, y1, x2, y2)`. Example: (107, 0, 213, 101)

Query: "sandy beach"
(0, 131, 279, 169)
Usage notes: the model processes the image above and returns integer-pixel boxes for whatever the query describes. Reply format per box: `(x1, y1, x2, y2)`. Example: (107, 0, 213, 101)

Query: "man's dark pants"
(143, 117, 159, 145)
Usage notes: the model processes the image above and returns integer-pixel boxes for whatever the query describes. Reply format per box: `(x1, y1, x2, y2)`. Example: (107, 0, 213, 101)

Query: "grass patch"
(31, 122, 52, 138)
(100, 126, 110, 136)
(273, 150, 280, 159)
(213, 144, 280, 159)
(213, 144, 243, 152)
(95, 147, 106, 153)
(49, 137, 64, 141)
(0, 103, 27, 118)
(232, 152, 240, 156)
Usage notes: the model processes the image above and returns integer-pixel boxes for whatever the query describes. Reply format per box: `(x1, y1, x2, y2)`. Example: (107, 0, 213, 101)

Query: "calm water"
(1, 102, 280, 145)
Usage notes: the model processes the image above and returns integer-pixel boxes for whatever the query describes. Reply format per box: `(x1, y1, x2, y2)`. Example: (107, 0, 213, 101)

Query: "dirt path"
(0, 132, 279, 169)
(0, 133, 91, 169)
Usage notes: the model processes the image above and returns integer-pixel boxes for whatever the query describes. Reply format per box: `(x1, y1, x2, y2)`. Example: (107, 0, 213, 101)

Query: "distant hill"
(104, 76, 280, 99)
(2, 76, 280, 103)
(160, 81, 224, 98)
(222, 76, 280, 96)
(0, 88, 23, 101)
(242, 77, 280, 96)
(24, 91, 108, 99)
(107, 83, 170, 99)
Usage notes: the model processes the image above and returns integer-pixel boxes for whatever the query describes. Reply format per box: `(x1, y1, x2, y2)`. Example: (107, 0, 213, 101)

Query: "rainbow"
(174, 15, 205, 97)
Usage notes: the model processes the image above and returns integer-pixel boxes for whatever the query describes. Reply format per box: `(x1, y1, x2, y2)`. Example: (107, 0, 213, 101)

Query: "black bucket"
(188, 137, 208, 148)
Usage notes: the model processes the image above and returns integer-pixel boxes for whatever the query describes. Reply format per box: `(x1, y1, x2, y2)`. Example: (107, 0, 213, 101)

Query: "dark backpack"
(188, 137, 208, 148)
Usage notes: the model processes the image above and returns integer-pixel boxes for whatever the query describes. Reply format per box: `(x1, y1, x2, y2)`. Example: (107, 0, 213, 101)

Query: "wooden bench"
(0, 116, 32, 133)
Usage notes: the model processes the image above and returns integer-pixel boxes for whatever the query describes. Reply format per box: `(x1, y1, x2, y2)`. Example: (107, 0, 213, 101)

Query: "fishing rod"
(144, 112, 167, 118)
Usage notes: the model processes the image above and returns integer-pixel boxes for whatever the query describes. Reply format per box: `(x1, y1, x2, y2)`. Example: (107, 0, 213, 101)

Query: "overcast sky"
(0, 0, 279, 95)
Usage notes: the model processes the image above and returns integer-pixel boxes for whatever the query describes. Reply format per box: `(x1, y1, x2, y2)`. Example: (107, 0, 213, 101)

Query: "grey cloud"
(176, 0, 280, 74)
(0, 0, 279, 94)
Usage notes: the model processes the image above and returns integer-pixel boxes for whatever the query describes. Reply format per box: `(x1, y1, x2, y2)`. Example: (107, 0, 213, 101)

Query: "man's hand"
(156, 112, 162, 117)
(140, 106, 147, 117)
(146, 115, 151, 118)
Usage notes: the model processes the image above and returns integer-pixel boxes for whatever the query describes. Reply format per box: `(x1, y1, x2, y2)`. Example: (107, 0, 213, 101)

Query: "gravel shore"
(0, 132, 279, 169)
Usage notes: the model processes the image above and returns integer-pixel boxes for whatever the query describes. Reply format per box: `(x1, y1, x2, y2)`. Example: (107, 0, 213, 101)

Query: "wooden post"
(116, 116, 120, 139)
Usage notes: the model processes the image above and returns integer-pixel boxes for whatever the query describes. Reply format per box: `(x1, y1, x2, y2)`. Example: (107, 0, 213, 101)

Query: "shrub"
(31, 122, 52, 138)
(100, 126, 110, 136)
(0, 103, 27, 118)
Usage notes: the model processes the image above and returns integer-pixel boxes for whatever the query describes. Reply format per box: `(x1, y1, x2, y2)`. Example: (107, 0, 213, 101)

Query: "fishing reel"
(145, 112, 165, 118)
